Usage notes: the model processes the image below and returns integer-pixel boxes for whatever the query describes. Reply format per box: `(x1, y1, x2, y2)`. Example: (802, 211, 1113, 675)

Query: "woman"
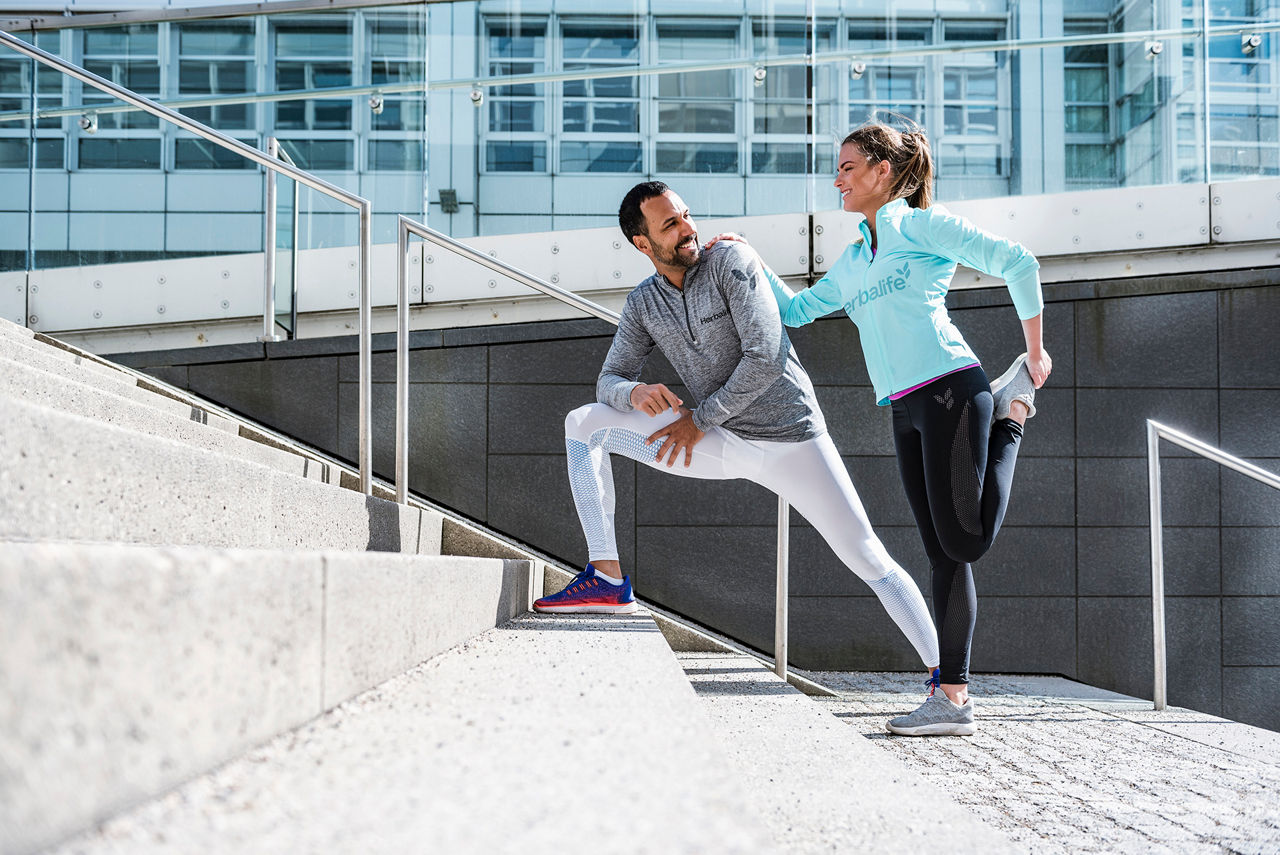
(730, 123, 1050, 735)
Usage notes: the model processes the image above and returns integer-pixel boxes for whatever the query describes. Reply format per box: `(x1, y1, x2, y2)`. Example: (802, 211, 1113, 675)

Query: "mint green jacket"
(769, 198, 1043, 405)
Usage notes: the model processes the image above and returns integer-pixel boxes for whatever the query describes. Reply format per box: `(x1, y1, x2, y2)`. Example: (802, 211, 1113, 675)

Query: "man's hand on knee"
(646, 408, 705, 468)
(630, 383, 683, 417)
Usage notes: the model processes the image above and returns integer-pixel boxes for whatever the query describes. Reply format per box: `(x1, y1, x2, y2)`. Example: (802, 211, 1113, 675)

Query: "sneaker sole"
(533, 602, 639, 614)
(885, 720, 977, 737)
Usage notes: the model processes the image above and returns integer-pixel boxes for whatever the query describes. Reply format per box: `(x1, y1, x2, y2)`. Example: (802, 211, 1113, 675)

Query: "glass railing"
(0, 26, 380, 495)
(0, 0, 1276, 335)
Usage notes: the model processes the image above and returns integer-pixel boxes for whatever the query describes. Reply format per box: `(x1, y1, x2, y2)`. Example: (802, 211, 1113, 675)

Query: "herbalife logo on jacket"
(853, 262, 911, 307)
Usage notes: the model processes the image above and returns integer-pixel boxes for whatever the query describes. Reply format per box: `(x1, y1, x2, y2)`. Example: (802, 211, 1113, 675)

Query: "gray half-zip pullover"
(597, 241, 825, 442)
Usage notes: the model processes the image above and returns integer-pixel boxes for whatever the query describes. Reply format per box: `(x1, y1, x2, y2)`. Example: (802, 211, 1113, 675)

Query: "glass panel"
(655, 143, 738, 173)
(175, 137, 257, 169)
(560, 141, 641, 173)
(486, 140, 546, 172)
(277, 139, 353, 170)
(368, 139, 423, 171)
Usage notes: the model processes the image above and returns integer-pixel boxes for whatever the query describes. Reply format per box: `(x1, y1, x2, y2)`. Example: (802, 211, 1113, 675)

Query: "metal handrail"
(0, 28, 375, 495)
(396, 215, 794, 680)
(1147, 419, 1280, 710)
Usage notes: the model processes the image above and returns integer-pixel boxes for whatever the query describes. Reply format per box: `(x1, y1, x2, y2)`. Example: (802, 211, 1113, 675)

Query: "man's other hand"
(630, 383, 683, 416)
(646, 408, 705, 468)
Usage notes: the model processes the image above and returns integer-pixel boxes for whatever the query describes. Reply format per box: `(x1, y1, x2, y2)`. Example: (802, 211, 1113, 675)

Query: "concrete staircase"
(0, 316, 1013, 854)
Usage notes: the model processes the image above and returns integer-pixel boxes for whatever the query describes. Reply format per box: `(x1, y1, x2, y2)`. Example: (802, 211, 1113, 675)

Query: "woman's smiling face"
(834, 142, 891, 213)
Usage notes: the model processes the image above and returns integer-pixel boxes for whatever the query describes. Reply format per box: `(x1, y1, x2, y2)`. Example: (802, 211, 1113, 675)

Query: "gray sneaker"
(886, 689, 977, 736)
(990, 353, 1037, 422)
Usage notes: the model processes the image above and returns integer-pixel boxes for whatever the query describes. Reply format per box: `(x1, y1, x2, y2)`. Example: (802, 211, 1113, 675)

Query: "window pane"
(655, 143, 737, 173)
(486, 140, 546, 171)
(658, 102, 735, 133)
(368, 18, 419, 57)
(175, 138, 257, 169)
(84, 60, 160, 93)
(563, 100, 637, 133)
(658, 69, 734, 99)
(754, 102, 806, 134)
(965, 69, 997, 100)
(178, 22, 253, 56)
(0, 138, 62, 169)
(967, 108, 998, 135)
(78, 138, 161, 169)
(944, 105, 963, 134)
(1065, 42, 1109, 64)
(884, 68, 923, 101)
(1065, 105, 1109, 133)
(277, 139, 353, 170)
(1211, 145, 1279, 175)
(372, 61, 424, 86)
(369, 140, 423, 171)
(84, 26, 158, 56)
(373, 99, 424, 132)
(564, 76, 638, 99)
(560, 141, 641, 173)
(1065, 68, 1108, 102)
(1210, 61, 1269, 85)
(1066, 143, 1114, 179)
(488, 28, 545, 59)
(752, 143, 807, 173)
(939, 143, 1001, 176)
(275, 23, 350, 57)
(490, 101, 543, 132)
(563, 30, 637, 61)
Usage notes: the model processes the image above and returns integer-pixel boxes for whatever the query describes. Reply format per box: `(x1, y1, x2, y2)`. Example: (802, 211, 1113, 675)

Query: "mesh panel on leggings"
(948, 400, 983, 536)
(565, 428, 661, 560)
(865, 570, 940, 668)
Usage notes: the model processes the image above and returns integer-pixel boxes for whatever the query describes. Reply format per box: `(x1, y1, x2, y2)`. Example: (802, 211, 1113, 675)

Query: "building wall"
(118, 270, 1280, 730)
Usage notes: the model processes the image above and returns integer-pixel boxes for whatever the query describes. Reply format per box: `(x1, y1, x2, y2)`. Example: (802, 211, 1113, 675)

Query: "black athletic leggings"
(890, 365, 1024, 685)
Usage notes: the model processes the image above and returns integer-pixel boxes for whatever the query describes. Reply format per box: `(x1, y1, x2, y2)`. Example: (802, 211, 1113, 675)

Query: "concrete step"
(0, 393, 441, 554)
(0, 316, 34, 342)
(0, 355, 333, 485)
(0, 540, 537, 855)
(678, 652, 1017, 854)
(35, 613, 769, 855)
(0, 338, 243, 435)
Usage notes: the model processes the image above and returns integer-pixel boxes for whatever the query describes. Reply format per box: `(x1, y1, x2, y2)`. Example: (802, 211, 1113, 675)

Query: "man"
(534, 181, 939, 676)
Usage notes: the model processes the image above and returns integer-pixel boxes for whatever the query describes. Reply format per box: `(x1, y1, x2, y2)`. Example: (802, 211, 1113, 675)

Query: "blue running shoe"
(534, 564, 639, 614)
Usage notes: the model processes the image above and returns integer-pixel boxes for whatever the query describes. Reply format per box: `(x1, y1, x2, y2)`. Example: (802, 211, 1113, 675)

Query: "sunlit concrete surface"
(809, 671, 1280, 854)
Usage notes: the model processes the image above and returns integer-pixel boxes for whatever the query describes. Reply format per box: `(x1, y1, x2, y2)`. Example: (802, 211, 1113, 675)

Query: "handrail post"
(260, 137, 279, 343)
(290, 175, 299, 337)
(395, 217, 410, 504)
(1148, 419, 1168, 711)
(775, 496, 790, 680)
(357, 200, 373, 496)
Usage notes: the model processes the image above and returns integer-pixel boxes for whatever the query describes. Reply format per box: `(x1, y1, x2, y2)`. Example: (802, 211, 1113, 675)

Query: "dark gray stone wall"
(117, 272, 1280, 730)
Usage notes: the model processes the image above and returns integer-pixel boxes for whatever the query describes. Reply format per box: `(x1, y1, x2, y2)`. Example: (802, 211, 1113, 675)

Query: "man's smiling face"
(635, 190, 701, 270)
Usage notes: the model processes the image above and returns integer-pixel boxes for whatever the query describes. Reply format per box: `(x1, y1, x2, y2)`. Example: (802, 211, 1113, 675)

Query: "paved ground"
(807, 670, 1280, 855)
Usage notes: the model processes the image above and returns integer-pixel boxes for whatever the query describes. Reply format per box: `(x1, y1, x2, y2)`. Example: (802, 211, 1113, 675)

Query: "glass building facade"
(0, 0, 1276, 271)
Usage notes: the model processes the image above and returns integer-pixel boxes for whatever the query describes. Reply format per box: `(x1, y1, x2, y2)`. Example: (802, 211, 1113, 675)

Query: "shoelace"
(925, 668, 941, 698)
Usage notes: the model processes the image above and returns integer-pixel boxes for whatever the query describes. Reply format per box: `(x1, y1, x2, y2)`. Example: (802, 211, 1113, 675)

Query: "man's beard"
(654, 233, 701, 269)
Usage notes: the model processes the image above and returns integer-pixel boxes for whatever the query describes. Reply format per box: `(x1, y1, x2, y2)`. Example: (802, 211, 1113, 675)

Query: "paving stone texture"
(808, 670, 1280, 855)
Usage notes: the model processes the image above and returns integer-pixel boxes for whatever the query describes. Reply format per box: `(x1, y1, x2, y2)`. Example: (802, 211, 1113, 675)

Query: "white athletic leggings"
(564, 403, 939, 668)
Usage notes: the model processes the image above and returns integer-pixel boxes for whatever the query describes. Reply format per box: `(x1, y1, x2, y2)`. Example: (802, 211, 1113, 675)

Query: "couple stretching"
(535, 125, 1049, 737)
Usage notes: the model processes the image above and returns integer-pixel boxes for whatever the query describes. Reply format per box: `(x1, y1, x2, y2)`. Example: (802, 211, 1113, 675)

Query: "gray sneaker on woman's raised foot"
(886, 689, 977, 736)
(990, 353, 1037, 422)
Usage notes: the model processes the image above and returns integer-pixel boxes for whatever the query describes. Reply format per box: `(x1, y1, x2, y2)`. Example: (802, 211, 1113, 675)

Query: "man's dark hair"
(618, 181, 670, 247)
